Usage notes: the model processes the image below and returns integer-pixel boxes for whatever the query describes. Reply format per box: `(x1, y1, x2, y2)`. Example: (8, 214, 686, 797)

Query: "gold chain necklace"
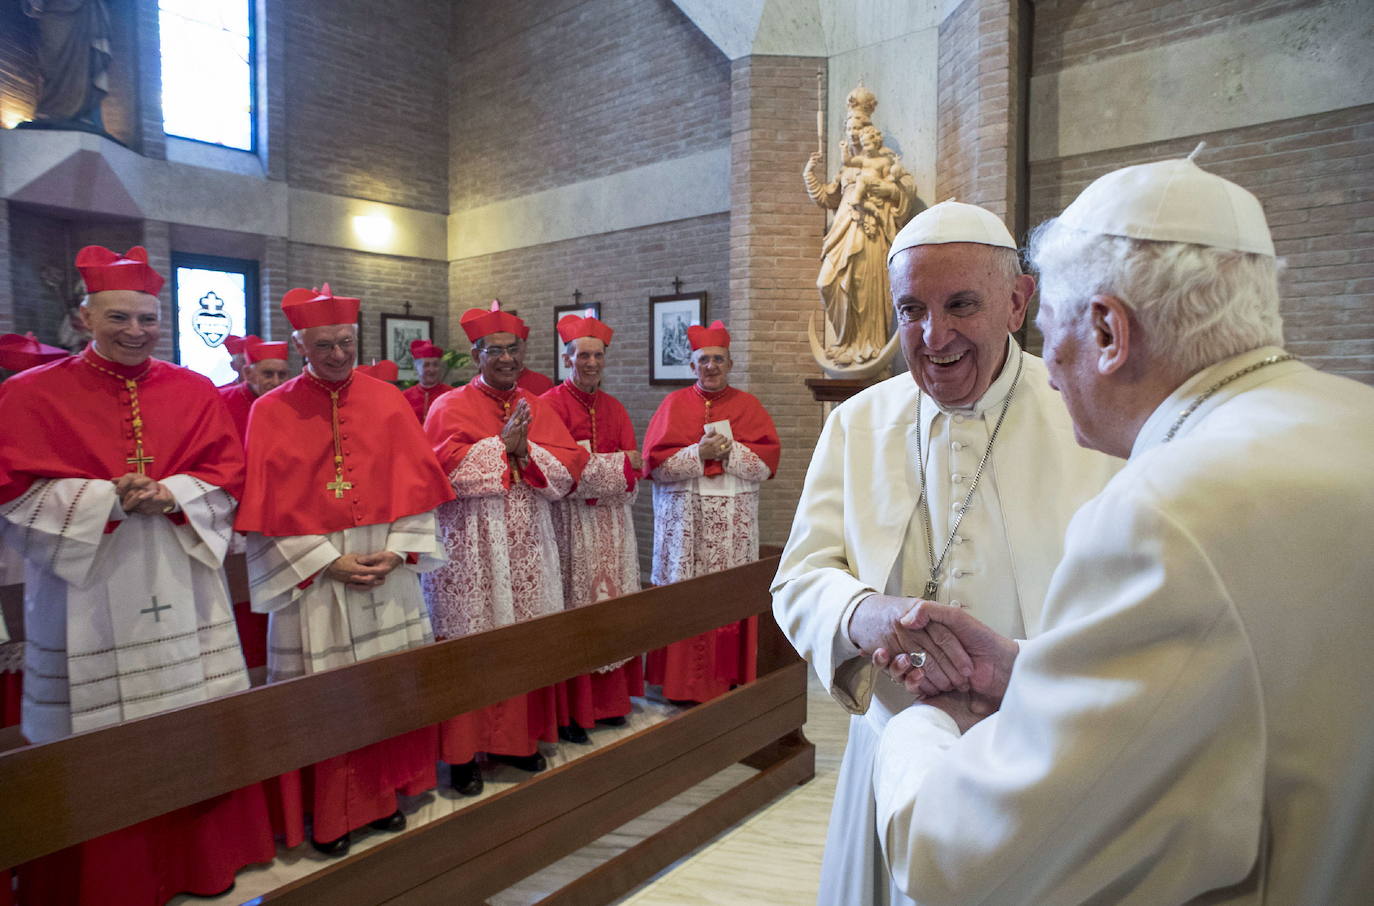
(1163, 353, 1296, 443)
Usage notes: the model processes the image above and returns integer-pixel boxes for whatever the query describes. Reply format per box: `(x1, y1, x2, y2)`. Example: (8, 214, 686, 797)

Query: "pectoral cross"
(326, 471, 353, 498)
(126, 441, 154, 474)
(140, 595, 173, 622)
(923, 579, 939, 600)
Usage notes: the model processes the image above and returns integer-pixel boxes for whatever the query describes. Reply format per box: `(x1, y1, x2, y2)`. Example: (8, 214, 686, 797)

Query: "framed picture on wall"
(381, 313, 433, 381)
(552, 302, 601, 382)
(649, 292, 706, 385)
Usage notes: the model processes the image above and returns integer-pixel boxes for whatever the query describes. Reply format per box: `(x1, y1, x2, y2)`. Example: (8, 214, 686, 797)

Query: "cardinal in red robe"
(1, 247, 274, 905)
(235, 284, 454, 856)
(422, 301, 587, 795)
(641, 321, 780, 703)
(401, 338, 453, 421)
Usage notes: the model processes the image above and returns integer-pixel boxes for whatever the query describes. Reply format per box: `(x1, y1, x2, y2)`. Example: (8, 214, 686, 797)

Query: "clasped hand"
(113, 472, 175, 516)
(698, 427, 731, 462)
(502, 399, 531, 458)
(326, 551, 403, 590)
(853, 595, 1019, 732)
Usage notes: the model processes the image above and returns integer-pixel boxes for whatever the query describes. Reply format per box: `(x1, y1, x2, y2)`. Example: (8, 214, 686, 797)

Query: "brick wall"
(937, 0, 1022, 228)
(289, 241, 449, 366)
(284, 0, 450, 213)
(448, 0, 730, 212)
(449, 212, 731, 569)
(727, 55, 829, 549)
(1027, 104, 1374, 382)
(1032, 0, 1314, 75)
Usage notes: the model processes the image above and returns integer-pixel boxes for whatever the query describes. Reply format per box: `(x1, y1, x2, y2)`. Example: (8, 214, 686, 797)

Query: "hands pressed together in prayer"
(502, 398, 531, 460)
(698, 427, 732, 463)
(326, 550, 404, 590)
(114, 472, 177, 516)
(850, 594, 1019, 733)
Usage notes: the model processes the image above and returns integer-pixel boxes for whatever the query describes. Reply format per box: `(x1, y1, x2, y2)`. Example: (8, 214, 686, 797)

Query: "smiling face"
(690, 345, 732, 392)
(417, 356, 445, 387)
(563, 336, 606, 393)
(890, 243, 1033, 408)
(294, 323, 356, 383)
(477, 331, 522, 390)
(81, 290, 161, 366)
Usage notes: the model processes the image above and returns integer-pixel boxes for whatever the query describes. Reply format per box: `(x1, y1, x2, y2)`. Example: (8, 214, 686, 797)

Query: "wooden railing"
(0, 553, 814, 905)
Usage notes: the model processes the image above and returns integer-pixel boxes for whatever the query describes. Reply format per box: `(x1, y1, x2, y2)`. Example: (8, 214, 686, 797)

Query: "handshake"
(853, 595, 1021, 732)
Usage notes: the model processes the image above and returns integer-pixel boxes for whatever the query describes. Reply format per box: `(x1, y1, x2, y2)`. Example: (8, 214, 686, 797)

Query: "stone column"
(728, 54, 828, 547)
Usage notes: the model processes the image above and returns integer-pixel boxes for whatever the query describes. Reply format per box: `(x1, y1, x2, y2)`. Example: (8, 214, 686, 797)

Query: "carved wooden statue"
(21, 0, 112, 132)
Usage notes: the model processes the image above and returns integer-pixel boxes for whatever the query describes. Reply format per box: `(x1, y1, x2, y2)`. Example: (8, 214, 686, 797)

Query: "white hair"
(1027, 219, 1284, 377)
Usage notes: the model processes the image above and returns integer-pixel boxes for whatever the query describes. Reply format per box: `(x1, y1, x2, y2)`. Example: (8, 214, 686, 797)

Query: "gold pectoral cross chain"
(326, 388, 354, 499)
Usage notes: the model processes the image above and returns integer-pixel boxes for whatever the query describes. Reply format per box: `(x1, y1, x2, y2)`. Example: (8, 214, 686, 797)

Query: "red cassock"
(541, 381, 645, 726)
(401, 381, 454, 423)
(1, 348, 275, 905)
(234, 370, 454, 845)
(640, 385, 781, 703)
(423, 380, 588, 761)
(515, 368, 555, 396)
(217, 382, 268, 670)
(217, 380, 258, 442)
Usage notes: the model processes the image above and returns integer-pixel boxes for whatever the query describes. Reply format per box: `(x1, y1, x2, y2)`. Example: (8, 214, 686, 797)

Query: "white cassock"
(424, 437, 573, 637)
(0, 474, 248, 743)
(873, 347, 1374, 904)
(772, 338, 1120, 906)
(650, 439, 771, 584)
(552, 447, 640, 631)
(245, 511, 443, 681)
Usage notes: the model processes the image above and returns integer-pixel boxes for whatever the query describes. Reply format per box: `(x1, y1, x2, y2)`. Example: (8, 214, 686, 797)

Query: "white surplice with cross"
(244, 511, 444, 682)
(0, 474, 249, 743)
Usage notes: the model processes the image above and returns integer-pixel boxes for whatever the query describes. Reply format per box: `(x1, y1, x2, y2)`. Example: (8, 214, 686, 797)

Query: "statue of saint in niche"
(20, 0, 113, 134)
(803, 84, 917, 378)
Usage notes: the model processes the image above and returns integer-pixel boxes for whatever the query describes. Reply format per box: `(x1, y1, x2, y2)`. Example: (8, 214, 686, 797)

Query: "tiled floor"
(169, 674, 847, 905)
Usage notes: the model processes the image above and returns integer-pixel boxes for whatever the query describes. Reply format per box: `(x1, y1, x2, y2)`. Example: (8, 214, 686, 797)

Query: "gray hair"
(1027, 219, 1283, 377)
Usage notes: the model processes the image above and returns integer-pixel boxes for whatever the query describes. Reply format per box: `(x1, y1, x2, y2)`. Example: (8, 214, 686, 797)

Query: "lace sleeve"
(526, 441, 575, 500)
(451, 435, 511, 498)
(725, 443, 773, 482)
(652, 445, 705, 483)
(575, 451, 632, 502)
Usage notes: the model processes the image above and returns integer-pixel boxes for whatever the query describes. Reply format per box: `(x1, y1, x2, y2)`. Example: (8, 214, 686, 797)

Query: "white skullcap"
(887, 200, 1017, 266)
(1058, 149, 1275, 257)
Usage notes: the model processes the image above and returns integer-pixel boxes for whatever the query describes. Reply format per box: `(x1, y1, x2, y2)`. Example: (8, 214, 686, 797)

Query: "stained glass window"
(159, 0, 255, 150)
(172, 254, 258, 386)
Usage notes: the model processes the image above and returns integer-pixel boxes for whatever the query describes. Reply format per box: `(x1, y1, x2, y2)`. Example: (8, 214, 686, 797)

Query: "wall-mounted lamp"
(352, 213, 394, 248)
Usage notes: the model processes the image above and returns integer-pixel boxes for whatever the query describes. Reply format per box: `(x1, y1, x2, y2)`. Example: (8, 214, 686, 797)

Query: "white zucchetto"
(1058, 152, 1275, 257)
(887, 200, 1018, 266)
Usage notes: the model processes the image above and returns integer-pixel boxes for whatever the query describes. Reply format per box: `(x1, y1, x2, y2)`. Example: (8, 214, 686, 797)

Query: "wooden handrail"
(0, 555, 784, 870)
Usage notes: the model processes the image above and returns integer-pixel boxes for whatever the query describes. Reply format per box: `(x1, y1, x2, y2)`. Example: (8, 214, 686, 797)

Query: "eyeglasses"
(480, 343, 521, 359)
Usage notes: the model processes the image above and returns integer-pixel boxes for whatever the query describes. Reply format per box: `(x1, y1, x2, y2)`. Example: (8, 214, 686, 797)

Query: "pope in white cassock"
(771, 202, 1120, 906)
(870, 156, 1374, 903)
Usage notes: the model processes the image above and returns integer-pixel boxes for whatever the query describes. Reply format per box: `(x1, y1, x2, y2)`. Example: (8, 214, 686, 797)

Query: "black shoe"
(451, 759, 484, 796)
(558, 722, 591, 744)
(368, 809, 406, 832)
(595, 715, 628, 727)
(668, 698, 699, 707)
(311, 832, 350, 856)
(490, 751, 547, 773)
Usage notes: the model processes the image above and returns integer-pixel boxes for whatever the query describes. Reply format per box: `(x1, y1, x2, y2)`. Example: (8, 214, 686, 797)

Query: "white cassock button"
(953, 534, 964, 544)
(951, 441, 963, 451)
(953, 501, 965, 511)
(952, 473, 964, 484)
(953, 414, 965, 424)
(951, 599, 963, 608)
(953, 568, 968, 578)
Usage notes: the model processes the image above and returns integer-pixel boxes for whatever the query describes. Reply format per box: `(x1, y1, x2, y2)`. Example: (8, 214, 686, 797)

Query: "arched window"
(158, 0, 255, 151)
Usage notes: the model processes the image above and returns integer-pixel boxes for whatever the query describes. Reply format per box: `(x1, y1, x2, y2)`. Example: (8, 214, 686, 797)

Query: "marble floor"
(168, 673, 848, 905)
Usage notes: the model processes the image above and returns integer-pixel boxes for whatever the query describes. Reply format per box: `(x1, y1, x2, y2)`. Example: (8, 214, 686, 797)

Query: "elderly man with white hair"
(772, 202, 1120, 906)
(871, 154, 1374, 903)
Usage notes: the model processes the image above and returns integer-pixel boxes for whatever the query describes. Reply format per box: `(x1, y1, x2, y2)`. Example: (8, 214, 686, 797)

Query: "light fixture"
(352, 213, 394, 248)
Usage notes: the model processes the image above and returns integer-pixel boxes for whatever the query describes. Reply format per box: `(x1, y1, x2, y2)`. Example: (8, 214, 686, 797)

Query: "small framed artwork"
(553, 302, 601, 381)
(381, 313, 434, 381)
(649, 292, 706, 385)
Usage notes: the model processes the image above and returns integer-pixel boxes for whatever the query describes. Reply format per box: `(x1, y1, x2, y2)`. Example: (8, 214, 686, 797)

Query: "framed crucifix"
(649, 292, 706, 385)
(381, 313, 434, 381)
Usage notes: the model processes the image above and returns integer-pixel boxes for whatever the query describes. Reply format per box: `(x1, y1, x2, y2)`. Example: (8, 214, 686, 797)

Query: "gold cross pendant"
(126, 443, 154, 475)
(326, 471, 354, 498)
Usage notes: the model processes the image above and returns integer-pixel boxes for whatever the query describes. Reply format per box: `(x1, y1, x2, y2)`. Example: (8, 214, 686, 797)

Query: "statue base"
(804, 378, 875, 405)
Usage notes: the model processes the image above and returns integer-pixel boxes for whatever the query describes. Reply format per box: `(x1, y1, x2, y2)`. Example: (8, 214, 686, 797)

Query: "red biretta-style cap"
(0, 332, 69, 371)
(244, 337, 289, 363)
(410, 339, 444, 360)
(281, 283, 360, 330)
(687, 319, 730, 350)
(556, 312, 613, 346)
(461, 299, 528, 342)
(75, 245, 165, 296)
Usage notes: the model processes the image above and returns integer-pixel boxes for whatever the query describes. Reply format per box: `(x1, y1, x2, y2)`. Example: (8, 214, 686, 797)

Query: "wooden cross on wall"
(672, 276, 684, 293)
(573, 289, 582, 305)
